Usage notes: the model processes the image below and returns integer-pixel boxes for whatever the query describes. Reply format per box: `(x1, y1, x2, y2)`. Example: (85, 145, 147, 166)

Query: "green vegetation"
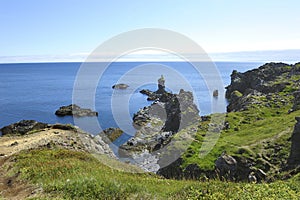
(182, 97, 300, 172)
(5, 148, 300, 199)
(181, 66, 300, 174)
(3, 63, 300, 199)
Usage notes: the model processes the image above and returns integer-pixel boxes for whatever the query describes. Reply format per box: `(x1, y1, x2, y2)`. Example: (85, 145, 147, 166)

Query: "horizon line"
(0, 49, 300, 64)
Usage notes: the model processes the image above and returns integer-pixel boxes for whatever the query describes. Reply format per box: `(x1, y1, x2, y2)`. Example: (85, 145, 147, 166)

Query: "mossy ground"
(3, 148, 300, 199)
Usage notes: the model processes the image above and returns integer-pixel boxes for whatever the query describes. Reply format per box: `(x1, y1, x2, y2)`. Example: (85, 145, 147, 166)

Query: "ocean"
(0, 62, 262, 135)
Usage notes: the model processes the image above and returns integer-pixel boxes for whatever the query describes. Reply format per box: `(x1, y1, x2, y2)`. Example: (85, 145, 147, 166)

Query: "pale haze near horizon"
(0, 0, 300, 63)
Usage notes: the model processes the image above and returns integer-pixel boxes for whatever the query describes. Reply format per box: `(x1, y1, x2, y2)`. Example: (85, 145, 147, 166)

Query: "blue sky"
(1, 0, 300, 62)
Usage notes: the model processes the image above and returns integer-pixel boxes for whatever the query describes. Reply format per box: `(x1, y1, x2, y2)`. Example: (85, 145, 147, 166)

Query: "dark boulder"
(215, 153, 237, 180)
(0, 120, 48, 136)
(55, 104, 98, 117)
(157, 158, 184, 179)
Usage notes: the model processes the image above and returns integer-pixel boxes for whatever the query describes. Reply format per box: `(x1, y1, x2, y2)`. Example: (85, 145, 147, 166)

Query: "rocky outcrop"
(100, 128, 124, 144)
(157, 152, 267, 182)
(226, 63, 292, 98)
(0, 120, 48, 136)
(55, 104, 98, 117)
(121, 92, 199, 154)
(0, 121, 116, 158)
(287, 117, 300, 168)
(112, 83, 129, 89)
(139, 75, 167, 101)
(215, 153, 237, 179)
(119, 76, 200, 172)
(226, 62, 300, 112)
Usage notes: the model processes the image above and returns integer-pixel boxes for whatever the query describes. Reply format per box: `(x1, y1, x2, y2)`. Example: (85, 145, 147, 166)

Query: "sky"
(0, 0, 300, 62)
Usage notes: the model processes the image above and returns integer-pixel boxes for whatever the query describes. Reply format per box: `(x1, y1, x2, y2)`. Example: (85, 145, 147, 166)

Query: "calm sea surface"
(0, 62, 262, 135)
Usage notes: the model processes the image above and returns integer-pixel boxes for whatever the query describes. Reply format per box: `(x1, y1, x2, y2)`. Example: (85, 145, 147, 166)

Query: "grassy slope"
(3, 148, 300, 199)
(181, 68, 300, 176)
(182, 105, 300, 171)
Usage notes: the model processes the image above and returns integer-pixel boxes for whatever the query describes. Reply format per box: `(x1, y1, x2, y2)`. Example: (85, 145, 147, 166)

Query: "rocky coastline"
(157, 62, 300, 181)
(1, 62, 300, 183)
(118, 75, 200, 172)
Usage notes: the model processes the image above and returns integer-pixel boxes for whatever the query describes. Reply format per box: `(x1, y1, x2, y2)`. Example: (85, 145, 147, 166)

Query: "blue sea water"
(0, 62, 262, 135)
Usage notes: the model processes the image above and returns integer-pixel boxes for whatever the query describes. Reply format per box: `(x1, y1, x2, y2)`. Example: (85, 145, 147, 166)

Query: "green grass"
(182, 102, 300, 171)
(5, 148, 299, 199)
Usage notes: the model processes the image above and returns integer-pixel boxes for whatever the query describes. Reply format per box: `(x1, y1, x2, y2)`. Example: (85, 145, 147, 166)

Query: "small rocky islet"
(1, 62, 300, 183)
(55, 104, 98, 117)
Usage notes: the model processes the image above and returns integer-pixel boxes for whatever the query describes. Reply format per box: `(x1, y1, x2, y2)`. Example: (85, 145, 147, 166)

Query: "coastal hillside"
(159, 62, 300, 181)
(1, 62, 300, 199)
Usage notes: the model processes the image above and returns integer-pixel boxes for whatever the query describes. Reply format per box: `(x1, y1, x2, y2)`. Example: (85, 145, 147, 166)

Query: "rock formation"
(0, 121, 116, 158)
(226, 62, 300, 112)
(99, 127, 124, 144)
(0, 120, 48, 135)
(55, 104, 98, 117)
(119, 76, 200, 172)
(215, 152, 237, 179)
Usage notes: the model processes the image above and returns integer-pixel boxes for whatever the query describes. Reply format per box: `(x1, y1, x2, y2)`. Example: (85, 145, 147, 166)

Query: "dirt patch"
(0, 157, 39, 200)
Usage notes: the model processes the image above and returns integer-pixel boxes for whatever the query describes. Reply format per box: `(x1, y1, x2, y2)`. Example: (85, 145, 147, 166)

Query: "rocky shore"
(119, 75, 200, 172)
(157, 62, 300, 182)
(1, 62, 300, 183)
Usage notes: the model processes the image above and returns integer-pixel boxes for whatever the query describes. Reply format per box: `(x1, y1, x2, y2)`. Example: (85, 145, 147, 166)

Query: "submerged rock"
(55, 104, 98, 117)
(213, 90, 219, 97)
(0, 120, 48, 135)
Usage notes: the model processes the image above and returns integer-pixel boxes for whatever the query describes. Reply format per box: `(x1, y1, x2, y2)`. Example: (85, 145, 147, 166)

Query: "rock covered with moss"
(226, 62, 300, 112)
(55, 104, 98, 117)
(0, 120, 49, 135)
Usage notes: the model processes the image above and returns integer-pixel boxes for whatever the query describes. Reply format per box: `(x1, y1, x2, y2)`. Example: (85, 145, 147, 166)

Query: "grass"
(181, 96, 300, 172)
(2, 148, 298, 199)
